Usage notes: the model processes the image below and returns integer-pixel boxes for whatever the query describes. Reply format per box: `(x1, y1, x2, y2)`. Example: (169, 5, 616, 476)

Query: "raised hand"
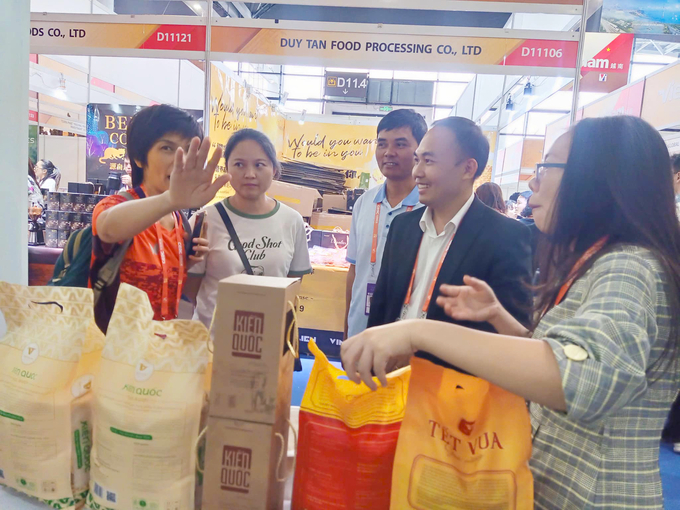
(436, 275, 501, 324)
(168, 137, 228, 210)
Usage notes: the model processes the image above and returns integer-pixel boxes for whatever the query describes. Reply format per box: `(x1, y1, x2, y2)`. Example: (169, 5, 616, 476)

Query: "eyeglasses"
(534, 162, 567, 184)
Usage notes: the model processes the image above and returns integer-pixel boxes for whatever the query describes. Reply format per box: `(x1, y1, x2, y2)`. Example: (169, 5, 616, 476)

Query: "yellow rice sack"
(0, 283, 104, 509)
(86, 284, 209, 510)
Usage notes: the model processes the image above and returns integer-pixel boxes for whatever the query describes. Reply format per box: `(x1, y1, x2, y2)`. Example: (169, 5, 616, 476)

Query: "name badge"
(365, 283, 376, 315)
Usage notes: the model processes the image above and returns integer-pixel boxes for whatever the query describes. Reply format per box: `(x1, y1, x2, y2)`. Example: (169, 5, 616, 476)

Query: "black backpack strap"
(215, 201, 253, 275)
(92, 238, 133, 299)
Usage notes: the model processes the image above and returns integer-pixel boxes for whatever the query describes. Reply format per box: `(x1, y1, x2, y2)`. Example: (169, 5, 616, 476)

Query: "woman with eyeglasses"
(341, 116, 680, 509)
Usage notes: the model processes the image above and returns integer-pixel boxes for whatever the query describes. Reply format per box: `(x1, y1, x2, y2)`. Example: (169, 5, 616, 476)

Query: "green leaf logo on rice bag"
(0, 283, 105, 510)
(87, 284, 210, 510)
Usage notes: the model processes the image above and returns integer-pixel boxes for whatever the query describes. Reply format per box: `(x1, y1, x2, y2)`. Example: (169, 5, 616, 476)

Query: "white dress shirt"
(400, 193, 475, 320)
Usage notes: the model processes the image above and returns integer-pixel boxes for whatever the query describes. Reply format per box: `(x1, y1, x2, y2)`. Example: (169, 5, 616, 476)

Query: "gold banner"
(282, 121, 379, 188)
(209, 64, 284, 202)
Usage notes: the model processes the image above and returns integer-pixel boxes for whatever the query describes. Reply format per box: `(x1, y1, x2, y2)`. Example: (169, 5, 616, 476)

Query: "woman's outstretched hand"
(168, 136, 229, 210)
(436, 275, 502, 324)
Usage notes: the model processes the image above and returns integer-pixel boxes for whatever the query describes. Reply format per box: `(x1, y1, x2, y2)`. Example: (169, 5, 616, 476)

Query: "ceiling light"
(193, 2, 202, 9)
(505, 96, 514, 111)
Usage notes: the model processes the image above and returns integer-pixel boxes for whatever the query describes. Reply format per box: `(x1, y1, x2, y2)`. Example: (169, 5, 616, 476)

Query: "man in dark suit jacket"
(367, 117, 533, 369)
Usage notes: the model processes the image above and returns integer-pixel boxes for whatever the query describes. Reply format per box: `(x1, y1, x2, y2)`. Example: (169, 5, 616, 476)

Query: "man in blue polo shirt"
(345, 109, 427, 338)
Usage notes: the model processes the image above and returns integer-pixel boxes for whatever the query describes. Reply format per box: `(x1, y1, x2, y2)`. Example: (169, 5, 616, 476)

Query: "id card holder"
(365, 283, 376, 315)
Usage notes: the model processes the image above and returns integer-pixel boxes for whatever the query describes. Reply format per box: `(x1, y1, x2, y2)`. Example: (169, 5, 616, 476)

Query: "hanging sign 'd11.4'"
(324, 72, 369, 99)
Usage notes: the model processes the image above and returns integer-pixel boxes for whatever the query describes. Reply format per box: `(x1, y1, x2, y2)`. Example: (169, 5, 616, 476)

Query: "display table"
(0, 488, 294, 510)
(27, 246, 61, 286)
(0, 488, 51, 509)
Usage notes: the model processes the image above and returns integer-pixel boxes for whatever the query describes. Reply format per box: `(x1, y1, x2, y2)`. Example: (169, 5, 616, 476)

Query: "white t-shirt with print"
(189, 198, 312, 328)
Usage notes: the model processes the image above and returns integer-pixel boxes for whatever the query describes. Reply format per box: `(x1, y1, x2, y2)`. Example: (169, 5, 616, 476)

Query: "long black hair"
(535, 116, 680, 375)
(224, 129, 282, 179)
(28, 160, 37, 182)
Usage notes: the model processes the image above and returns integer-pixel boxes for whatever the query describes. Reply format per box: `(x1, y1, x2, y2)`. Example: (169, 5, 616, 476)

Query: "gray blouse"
(530, 245, 679, 509)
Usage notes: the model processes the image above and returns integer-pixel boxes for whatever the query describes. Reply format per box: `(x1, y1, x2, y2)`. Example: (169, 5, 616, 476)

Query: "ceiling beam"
(231, 2, 253, 17)
(241, 0, 582, 15)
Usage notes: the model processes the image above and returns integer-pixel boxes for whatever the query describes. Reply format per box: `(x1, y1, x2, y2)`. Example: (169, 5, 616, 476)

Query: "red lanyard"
(154, 212, 184, 320)
(404, 233, 455, 314)
(553, 237, 608, 307)
(371, 203, 414, 264)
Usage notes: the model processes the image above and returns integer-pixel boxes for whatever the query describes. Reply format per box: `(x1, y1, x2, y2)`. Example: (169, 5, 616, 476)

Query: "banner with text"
(641, 61, 680, 130)
(86, 104, 143, 181)
(209, 64, 284, 203)
(581, 79, 644, 120)
(580, 33, 634, 93)
(29, 125, 38, 166)
(30, 21, 206, 52)
(282, 120, 379, 188)
(211, 27, 579, 70)
(87, 104, 202, 181)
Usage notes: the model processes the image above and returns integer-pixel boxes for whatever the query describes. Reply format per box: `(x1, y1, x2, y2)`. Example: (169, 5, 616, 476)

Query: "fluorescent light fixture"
(505, 96, 514, 111)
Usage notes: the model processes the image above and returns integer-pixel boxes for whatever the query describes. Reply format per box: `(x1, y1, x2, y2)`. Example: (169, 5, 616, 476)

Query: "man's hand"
(436, 276, 502, 324)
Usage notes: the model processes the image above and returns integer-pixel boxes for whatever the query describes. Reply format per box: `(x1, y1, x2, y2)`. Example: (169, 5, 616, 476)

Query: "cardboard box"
(310, 212, 352, 232)
(297, 264, 347, 359)
(202, 415, 291, 510)
(209, 275, 300, 425)
(322, 194, 347, 212)
(266, 180, 321, 218)
(307, 229, 349, 250)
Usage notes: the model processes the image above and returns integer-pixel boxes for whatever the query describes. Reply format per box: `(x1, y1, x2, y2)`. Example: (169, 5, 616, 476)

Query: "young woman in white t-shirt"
(187, 129, 312, 328)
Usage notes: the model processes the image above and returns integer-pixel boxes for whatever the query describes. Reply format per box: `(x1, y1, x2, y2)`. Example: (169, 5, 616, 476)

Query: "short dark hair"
(377, 109, 428, 145)
(432, 117, 490, 179)
(672, 153, 680, 174)
(224, 129, 282, 180)
(127, 104, 202, 187)
(509, 192, 521, 202)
